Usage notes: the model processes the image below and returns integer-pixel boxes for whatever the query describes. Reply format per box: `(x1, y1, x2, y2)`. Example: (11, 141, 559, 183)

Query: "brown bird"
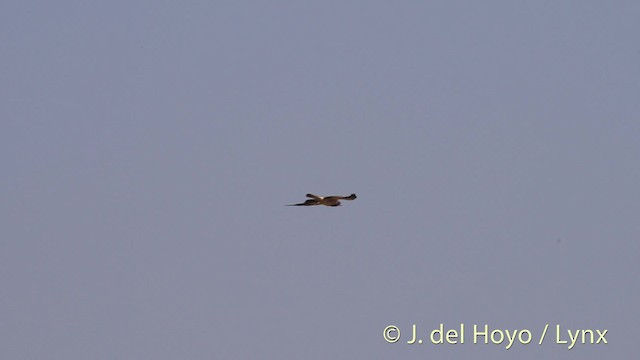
(287, 193, 357, 207)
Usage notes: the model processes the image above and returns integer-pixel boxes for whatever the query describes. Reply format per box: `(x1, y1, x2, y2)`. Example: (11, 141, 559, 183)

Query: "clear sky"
(2, 1, 639, 359)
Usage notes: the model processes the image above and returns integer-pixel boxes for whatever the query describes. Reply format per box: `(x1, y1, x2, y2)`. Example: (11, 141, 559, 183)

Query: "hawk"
(287, 193, 357, 207)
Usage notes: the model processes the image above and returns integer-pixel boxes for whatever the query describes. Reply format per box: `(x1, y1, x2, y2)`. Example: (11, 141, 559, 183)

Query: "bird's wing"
(306, 193, 322, 200)
(329, 194, 357, 200)
(287, 199, 319, 206)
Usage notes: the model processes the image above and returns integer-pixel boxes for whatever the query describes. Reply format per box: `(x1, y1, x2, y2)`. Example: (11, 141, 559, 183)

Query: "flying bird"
(287, 193, 357, 207)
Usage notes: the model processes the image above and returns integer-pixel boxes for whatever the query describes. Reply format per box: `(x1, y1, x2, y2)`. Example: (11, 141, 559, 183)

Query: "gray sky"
(2, 1, 639, 359)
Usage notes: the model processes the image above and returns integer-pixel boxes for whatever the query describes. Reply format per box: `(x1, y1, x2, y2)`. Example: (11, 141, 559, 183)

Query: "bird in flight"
(287, 193, 357, 207)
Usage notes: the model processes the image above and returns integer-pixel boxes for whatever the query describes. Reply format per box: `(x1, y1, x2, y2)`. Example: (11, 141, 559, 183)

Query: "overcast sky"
(2, 1, 639, 359)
